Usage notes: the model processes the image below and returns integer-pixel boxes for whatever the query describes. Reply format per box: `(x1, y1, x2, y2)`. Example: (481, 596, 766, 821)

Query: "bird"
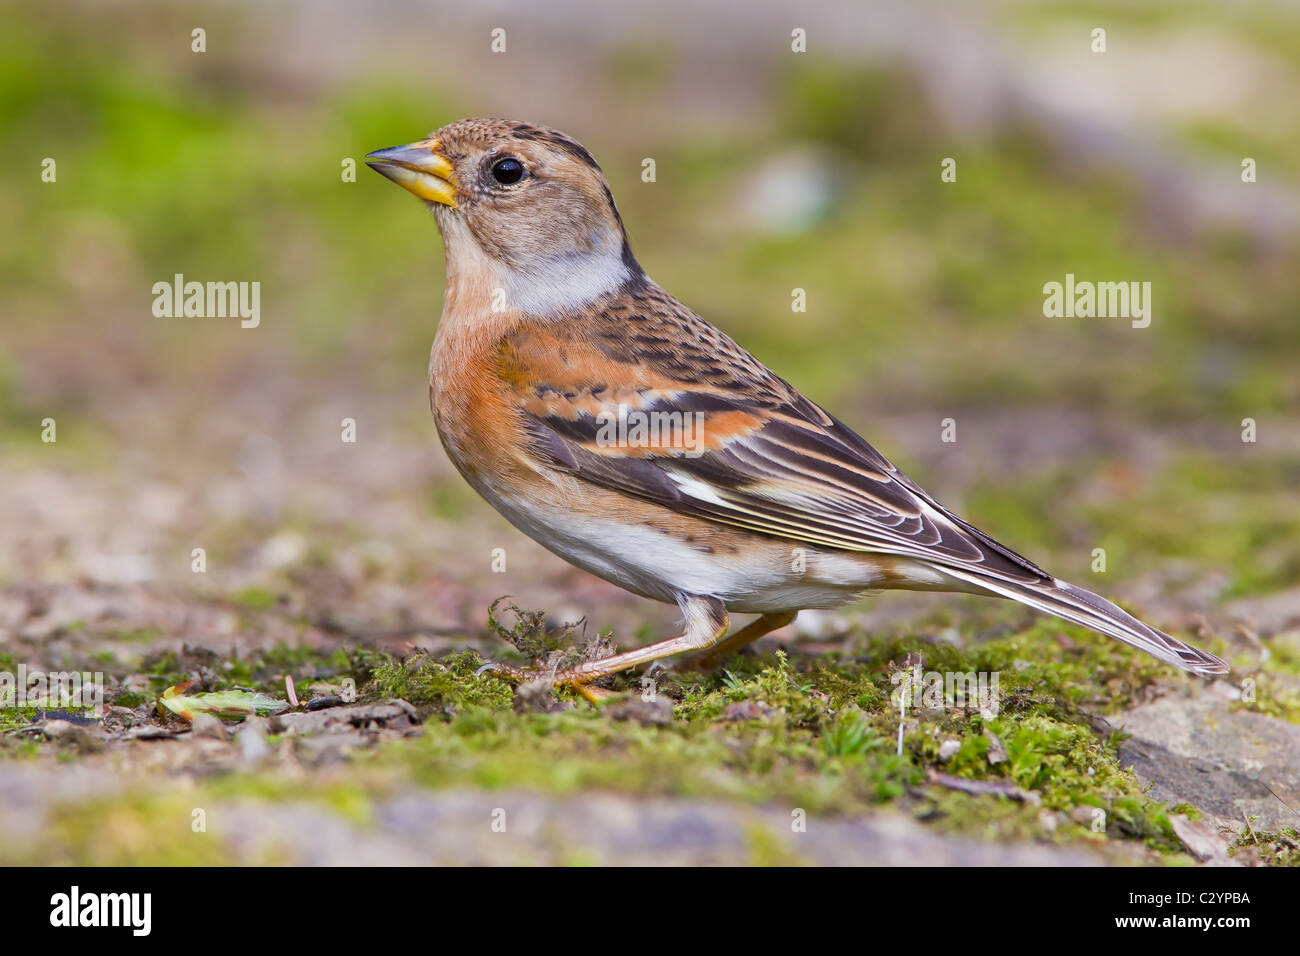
(365, 118, 1228, 701)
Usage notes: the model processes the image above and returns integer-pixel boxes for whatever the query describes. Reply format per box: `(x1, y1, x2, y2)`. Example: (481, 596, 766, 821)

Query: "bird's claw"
(474, 659, 620, 704)
(475, 659, 529, 680)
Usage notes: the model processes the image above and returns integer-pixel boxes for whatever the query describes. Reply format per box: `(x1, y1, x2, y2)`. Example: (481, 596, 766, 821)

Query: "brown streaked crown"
(431, 118, 640, 276)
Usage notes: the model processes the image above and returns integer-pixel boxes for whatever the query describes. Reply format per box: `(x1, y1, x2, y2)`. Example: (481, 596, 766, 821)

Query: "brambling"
(366, 118, 1228, 701)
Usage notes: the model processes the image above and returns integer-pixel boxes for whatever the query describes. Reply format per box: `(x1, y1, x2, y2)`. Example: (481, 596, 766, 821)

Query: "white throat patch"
(435, 206, 631, 318)
(505, 250, 630, 317)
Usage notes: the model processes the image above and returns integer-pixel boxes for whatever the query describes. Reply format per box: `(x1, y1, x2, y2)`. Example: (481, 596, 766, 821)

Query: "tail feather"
(940, 569, 1229, 677)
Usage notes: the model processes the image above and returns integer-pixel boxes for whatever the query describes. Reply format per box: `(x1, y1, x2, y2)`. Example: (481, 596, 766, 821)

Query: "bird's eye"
(490, 157, 524, 185)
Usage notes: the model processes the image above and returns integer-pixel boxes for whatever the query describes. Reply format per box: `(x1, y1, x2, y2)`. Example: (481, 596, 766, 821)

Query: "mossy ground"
(5, 601, 1294, 866)
(357, 618, 1201, 854)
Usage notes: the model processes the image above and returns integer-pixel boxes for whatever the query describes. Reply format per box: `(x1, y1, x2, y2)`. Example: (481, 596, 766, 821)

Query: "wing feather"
(493, 283, 1226, 675)
(522, 382, 1046, 582)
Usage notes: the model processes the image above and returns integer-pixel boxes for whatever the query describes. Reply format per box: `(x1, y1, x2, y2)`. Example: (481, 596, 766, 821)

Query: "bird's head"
(366, 118, 640, 316)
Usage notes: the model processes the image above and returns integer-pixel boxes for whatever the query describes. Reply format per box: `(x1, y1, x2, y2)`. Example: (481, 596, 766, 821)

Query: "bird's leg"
(480, 595, 729, 703)
(686, 610, 797, 672)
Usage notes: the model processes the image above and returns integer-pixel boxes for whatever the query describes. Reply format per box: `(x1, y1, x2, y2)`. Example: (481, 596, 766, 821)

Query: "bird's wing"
(501, 284, 1050, 586)
(493, 283, 1228, 677)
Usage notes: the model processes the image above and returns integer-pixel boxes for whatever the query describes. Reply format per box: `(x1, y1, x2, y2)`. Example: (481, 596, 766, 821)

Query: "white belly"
(462, 473, 963, 613)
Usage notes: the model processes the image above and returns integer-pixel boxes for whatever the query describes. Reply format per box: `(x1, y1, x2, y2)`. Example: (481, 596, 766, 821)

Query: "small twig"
(284, 674, 299, 708)
(1262, 781, 1300, 820)
(1234, 623, 1269, 664)
(926, 769, 1038, 803)
(1242, 810, 1259, 845)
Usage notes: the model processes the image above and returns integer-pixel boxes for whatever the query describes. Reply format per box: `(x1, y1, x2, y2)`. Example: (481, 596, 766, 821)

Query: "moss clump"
(1230, 671, 1300, 725)
(0, 705, 43, 734)
(110, 690, 151, 709)
(369, 649, 514, 714)
(482, 598, 612, 672)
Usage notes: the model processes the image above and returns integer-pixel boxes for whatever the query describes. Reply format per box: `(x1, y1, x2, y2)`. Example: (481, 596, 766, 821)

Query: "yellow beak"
(365, 138, 458, 207)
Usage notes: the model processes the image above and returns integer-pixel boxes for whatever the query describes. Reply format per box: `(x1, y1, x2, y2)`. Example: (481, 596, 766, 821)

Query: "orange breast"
(427, 283, 531, 488)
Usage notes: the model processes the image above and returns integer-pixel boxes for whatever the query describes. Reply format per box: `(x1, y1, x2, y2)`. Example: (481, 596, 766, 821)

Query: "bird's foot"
(475, 659, 621, 704)
(475, 612, 733, 704)
(682, 611, 798, 674)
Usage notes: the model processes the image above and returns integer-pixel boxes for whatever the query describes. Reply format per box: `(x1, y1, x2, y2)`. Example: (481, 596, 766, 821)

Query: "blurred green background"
(2, 0, 1297, 628)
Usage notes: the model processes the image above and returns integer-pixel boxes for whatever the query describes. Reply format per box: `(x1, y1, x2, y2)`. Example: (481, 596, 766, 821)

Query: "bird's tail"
(939, 568, 1229, 676)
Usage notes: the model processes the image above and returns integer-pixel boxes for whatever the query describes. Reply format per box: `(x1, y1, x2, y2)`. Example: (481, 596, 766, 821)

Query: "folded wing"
(497, 290, 1227, 676)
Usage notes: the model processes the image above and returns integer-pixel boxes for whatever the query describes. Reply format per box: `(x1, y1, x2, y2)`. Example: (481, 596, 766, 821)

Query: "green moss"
(232, 587, 278, 612)
(1, 614, 1284, 863)
(1231, 672, 1300, 725)
(369, 649, 514, 713)
(485, 599, 568, 662)
(110, 690, 151, 709)
(0, 705, 42, 734)
(1233, 826, 1300, 866)
(330, 621, 1208, 857)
